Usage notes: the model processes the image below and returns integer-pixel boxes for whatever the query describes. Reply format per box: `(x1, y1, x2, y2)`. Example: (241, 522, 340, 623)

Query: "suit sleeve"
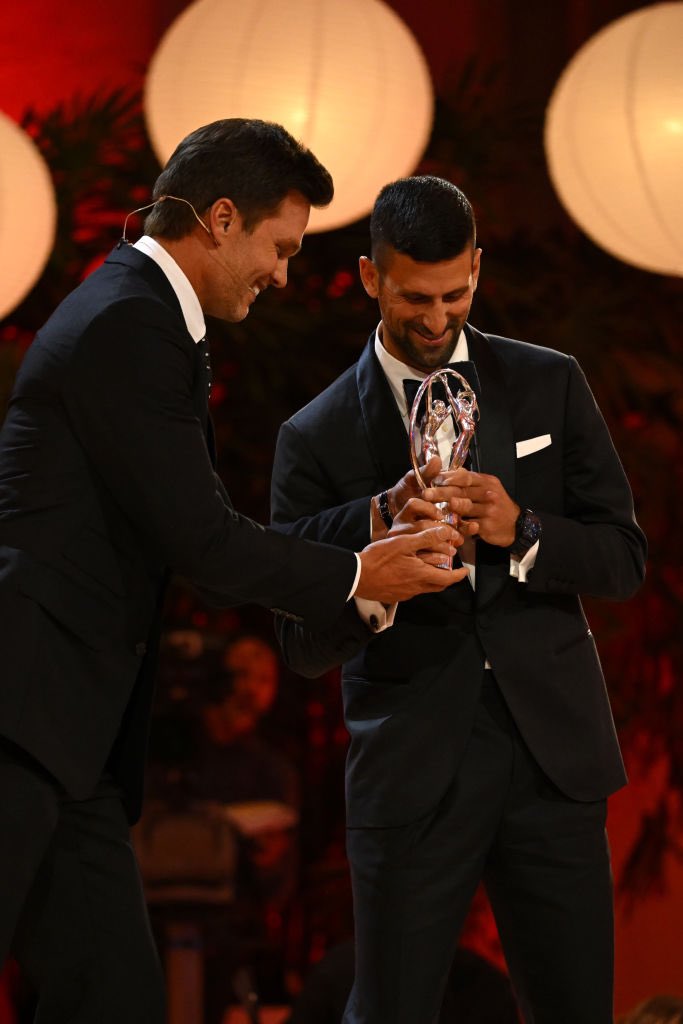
(527, 356, 646, 600)
(62, 298, 356, 631)
(274, 601, 373, 678)
(270, 419, 372, 549)
(270, 410, 377, 676)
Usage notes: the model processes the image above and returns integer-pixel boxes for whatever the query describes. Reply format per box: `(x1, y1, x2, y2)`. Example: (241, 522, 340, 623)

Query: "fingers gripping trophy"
(409, 369, 479, 567)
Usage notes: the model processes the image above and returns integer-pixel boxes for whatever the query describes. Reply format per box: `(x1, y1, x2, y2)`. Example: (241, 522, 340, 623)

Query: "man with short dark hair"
(0, 127, 462, 1021)
(271, 176, 647, 1024)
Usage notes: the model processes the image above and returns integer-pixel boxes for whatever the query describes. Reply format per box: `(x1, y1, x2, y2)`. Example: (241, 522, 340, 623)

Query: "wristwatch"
(510, 507, 542, 555)
(378, 490, 394, 529)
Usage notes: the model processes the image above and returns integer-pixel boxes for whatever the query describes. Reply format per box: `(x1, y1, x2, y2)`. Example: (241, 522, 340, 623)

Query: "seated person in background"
(197, 634, 299, 809)
(141, 631, 301, 1021)
(195, 634, 300, 911)
(144, 629, 299, 904)
(619, 996, 683, 1024)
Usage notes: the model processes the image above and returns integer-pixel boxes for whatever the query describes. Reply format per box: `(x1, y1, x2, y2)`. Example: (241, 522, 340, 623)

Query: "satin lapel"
(466, 325, 516, 610)
(355, 336, 412, 488)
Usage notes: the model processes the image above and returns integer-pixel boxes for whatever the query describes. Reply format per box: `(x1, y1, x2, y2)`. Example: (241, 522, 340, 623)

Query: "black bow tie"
(402, 360, 479, 418)
(197, 336, 212, 399)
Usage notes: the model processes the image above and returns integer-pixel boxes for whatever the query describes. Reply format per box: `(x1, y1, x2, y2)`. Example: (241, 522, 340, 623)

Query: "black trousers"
(344, 673, 614, 1024)
(0, 739, 165, 1024)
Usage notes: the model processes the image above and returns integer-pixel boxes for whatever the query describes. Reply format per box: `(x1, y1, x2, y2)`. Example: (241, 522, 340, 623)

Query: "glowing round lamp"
(0, 112, 57, 320)
(545, 2, 683, 276)
(144, 0, 433, 233)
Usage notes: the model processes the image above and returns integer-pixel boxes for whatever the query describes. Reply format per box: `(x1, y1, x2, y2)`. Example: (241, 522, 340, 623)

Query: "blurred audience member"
(143, 630, 300, 909)
(619, 996, 683, 1024)
(196, 634, 299, 810)
(141, 631, 302, 1021)
(195, 635, 300, 922)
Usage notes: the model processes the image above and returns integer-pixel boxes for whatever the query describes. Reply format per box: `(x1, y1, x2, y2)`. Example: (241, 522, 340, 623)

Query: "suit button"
(135, 642, 147, 657)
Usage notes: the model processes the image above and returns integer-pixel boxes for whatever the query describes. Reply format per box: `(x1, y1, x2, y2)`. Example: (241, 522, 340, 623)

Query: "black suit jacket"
(270, 327, 646, 827)
(0, 245, 356, 821)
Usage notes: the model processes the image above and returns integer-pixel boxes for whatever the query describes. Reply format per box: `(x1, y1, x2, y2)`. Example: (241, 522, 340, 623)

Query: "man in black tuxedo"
(0, 125, 463, 1022)
(271, 176, 647, 1024)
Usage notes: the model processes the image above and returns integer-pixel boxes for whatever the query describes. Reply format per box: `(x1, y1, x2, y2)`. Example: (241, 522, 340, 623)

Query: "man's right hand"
(355, 525, 469, 603)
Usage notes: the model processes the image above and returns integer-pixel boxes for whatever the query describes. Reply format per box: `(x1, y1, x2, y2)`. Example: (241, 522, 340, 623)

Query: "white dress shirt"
(134, 236, 206, 343)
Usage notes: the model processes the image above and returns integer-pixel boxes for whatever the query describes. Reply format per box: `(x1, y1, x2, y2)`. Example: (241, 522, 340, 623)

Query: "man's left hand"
(423, 469, 520, 548)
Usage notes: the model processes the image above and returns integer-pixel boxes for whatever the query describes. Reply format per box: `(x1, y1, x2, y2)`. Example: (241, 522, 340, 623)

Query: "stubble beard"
(390, 321, 462, 373)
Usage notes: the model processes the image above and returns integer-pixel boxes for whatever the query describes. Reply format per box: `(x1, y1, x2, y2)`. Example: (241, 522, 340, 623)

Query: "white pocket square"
(516, 434, 552, 458)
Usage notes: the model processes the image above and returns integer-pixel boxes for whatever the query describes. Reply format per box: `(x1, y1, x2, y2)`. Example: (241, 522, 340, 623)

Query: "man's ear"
(471, 247, 482, 292)
(209, 197, 238, 237)
(359, 255, 380, 299)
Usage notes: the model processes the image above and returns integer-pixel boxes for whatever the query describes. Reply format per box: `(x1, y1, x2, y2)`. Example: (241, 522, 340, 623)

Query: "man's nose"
(421, 307, 449, 337)
(272, 259, 288, 289)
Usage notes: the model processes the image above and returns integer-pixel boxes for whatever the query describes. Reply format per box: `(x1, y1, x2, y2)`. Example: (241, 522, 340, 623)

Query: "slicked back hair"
(144, 118, 334, 239)
(370, 176, 476, 269)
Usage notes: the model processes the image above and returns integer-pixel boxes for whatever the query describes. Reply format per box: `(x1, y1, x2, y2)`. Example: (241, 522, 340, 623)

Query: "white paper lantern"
(144, 0, 433, 233)
(545, 2, 683, 276)
(0, 112, 57, 320)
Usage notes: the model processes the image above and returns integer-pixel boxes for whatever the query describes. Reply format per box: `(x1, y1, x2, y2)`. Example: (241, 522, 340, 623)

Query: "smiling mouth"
(412, 328, 450, 343)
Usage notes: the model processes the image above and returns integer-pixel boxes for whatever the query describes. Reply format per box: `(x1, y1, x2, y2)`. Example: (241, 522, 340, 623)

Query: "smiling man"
(271, 175, 647, 1024)
(0, 125, 464, 1023)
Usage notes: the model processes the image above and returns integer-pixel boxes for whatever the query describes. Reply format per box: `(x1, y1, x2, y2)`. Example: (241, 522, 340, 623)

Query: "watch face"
(513, 508, 541, 553)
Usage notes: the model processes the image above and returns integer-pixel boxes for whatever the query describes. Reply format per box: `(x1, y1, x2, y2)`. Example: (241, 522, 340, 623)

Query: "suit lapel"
(465, 325, 516, 610)
(106, 244, 215, 464)
(105, 243, 185, 321)
(356, 335, 412, 488)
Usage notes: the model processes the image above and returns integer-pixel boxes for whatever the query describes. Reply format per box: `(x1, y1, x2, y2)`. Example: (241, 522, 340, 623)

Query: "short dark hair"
(144, 118, 334, 238)
(370, 176, 476, 267)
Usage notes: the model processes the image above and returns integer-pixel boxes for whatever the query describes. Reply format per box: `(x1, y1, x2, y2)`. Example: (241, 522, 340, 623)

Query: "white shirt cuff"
(509, 540, 539, 583)
(354, 597, 398, 633)
(347, 553, 363, 601)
